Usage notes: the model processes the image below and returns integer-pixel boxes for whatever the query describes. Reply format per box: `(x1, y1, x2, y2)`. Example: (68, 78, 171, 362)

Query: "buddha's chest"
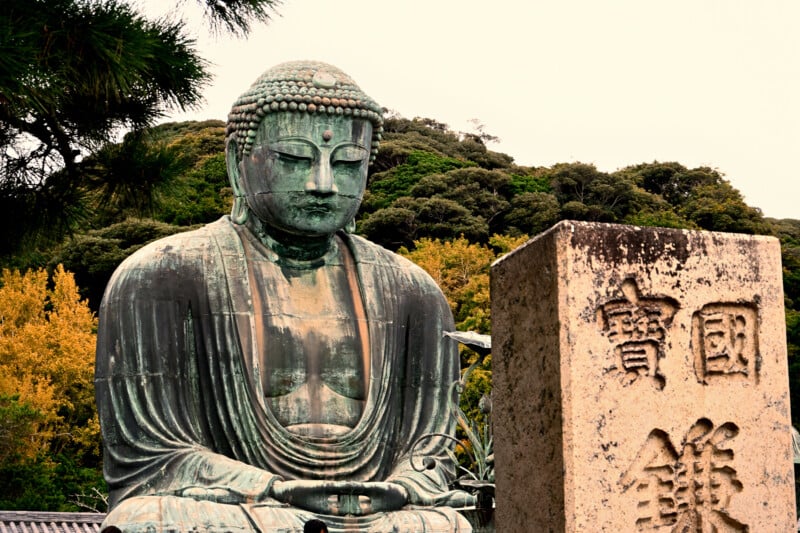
(250, 258, 369, 436)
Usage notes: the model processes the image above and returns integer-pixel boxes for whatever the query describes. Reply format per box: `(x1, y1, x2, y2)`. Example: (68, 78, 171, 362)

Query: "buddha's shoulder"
(345, 234, 441, 289)
(112, 218, 234, 277)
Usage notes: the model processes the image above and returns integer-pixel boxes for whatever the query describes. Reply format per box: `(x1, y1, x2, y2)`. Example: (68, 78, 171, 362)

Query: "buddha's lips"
(300, 201, 334, 214)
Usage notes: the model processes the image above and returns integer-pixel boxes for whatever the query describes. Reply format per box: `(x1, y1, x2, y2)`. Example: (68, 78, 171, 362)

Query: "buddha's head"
(225, 61, 384, 239)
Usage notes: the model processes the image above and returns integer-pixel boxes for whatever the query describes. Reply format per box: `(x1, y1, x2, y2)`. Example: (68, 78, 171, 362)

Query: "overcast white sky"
(136, 0, 800, 219)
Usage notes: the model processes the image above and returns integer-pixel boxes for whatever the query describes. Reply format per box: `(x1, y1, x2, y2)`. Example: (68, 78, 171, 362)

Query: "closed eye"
(269, 140, 316, 162)
(275, 151, 312, 162)
(332, 144, 368, 164)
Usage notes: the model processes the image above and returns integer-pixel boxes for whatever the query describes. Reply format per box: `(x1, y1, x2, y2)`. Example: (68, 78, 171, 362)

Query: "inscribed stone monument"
(491, 220, 797, 532)
(95, 61, 473, 532)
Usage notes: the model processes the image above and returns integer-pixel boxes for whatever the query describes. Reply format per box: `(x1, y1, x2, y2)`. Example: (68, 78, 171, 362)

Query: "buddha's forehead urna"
(226, 60, 384, 163)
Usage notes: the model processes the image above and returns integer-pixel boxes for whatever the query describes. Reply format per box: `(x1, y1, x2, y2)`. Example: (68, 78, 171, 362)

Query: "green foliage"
(366, 151, 474, 211)
(361, 119, 530, 246)
(157, 153, 232, 226)
(504, 192, 561, 235)
(0, 395, 44, 464)
(678, 182, 768, 234)
(454, 136, 514, 170)
(786, 308, 800, 425)
(79, 120, 231, 228)
(81, 130, 194, 224)
(378, 117, 466, 162)
(0, 457, 67, 511)
(357, 207, 418, 250)
(152, 120, 227, 162)
(459, 362, 493, 427)
(623, 208, 696, 230)
(547, 163, 639, 222)
(0, 0, 209, 255)
(510, 172, 551, 195)
(0, 453, 106, 512)
(454, 362, 493, 481)
(776, 220, 800, 425)
(410, 168, 513, 234)
(404, 197, 488, 244)
(628, 163, 721, 206)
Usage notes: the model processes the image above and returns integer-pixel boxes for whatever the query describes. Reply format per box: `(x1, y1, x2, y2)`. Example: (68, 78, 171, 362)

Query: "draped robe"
(95, 217, 470, 532)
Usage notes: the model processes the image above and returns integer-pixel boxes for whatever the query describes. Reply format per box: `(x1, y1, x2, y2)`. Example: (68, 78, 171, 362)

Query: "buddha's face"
(237, 113, 372, 237)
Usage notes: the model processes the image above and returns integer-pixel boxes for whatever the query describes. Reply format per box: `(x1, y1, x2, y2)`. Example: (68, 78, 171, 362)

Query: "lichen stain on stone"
(565, 221, 697, 267)
(735, 238, 766, 282)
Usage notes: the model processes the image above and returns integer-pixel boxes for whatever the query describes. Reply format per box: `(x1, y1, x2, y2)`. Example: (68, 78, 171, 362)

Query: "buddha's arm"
(383, 272, 476, 508)
(96, 246, 281, 506)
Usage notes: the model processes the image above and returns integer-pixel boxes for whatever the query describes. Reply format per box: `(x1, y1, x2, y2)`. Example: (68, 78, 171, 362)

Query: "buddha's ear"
(226, 137, 249, 224)
(226, 138, 242, 193)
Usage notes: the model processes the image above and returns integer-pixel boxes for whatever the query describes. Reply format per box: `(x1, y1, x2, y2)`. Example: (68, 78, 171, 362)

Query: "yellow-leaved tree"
(0, 265, 101, 510)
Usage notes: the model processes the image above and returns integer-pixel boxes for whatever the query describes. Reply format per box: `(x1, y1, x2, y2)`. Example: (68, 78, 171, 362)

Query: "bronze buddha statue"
(95, 60, 473, 532)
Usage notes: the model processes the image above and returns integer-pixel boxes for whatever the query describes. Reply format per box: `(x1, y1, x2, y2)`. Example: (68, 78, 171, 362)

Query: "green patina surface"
(95, 61, 476, 533)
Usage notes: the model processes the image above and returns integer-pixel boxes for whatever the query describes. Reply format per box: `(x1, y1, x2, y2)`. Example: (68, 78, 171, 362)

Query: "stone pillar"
(491, 220, 796, 532)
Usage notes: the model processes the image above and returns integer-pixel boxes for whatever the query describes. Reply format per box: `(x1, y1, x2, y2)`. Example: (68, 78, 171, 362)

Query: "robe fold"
(95, 217, 470, 532)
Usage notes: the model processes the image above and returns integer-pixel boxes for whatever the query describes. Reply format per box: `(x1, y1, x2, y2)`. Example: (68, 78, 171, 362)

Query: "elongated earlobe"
(226, 138, 249, 225)
(231, 196, 249, 225)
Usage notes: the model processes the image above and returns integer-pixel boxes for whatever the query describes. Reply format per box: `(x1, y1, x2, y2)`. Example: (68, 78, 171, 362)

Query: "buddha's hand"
(180, 486, 244, 504)
(270, 480, 408, 516)
(409, 488, 476, 509)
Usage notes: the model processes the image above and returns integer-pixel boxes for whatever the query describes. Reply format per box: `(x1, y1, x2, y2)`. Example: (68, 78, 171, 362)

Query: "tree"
(364, 151, 473, 212)
(357, 207, 418, 251)
(627, 163, 721, 207)
(504, 191, 561, 235)
(82, 120, 231, 227)
(409, 168, 514, 234)
(0, 266, 98, 451)
(623, 208, 696, 230)
(547, 162, 641, 222)
(81, 130, 194, 223)
(0, 0, 209, 254)
(0, 265, 102, 510)
(0, 394, 44, 465)
(404, 197, 489, 244)
(679, 181, 767, 234)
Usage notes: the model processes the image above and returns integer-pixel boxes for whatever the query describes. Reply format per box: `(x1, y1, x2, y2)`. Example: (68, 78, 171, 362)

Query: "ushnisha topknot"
(226, 60, 384, 163)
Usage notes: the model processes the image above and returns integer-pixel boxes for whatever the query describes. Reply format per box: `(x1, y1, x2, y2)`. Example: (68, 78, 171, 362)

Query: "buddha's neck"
(245, 217, 335, 263)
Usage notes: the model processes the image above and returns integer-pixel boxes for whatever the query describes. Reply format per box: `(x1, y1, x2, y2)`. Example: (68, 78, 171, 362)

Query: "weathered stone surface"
(491, 220, 796, 532)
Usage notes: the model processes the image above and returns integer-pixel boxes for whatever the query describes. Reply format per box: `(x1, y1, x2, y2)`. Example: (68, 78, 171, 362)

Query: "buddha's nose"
(305, 159, 338, 194)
